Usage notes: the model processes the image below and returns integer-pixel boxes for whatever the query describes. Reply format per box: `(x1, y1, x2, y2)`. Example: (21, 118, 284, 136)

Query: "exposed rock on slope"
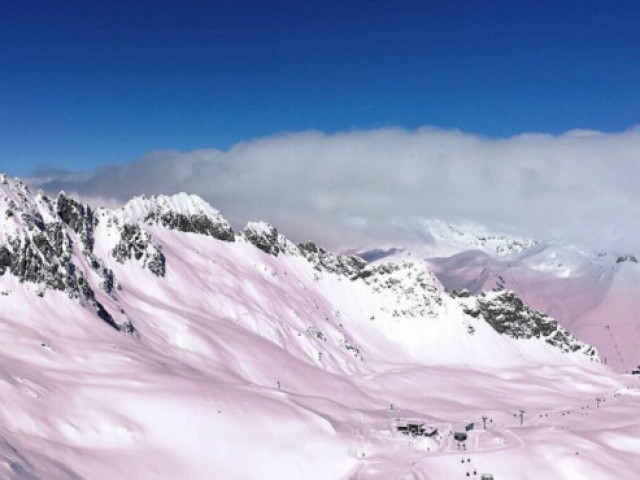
(240, 221, 297, 256)
(457, 290, 598, 357)
(56, 192, 96, 251)
(0, 178, 125, 331)
(111, 223, 166, 277)
(429, 242, 638, 371)
(298, 241, 366, 276)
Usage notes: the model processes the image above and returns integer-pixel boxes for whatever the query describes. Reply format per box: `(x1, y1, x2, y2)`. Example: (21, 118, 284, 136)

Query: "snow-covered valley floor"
(1, 306, 639, 480)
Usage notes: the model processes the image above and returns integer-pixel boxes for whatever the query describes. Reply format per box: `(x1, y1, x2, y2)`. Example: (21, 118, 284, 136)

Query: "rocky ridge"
(454, 289, 598, 357)
(118, 193, 235, 241)
(0, 173, 599, 362)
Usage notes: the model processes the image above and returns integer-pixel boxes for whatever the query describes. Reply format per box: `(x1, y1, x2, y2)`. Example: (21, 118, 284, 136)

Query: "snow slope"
(0, 174, 638, 479)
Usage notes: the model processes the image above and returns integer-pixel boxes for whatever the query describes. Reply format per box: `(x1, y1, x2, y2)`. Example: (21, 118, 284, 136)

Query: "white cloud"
(30, 125, 640, 252)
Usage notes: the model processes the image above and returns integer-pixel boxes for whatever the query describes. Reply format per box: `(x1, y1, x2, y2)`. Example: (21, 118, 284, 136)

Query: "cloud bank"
(30, 126, 640, 251)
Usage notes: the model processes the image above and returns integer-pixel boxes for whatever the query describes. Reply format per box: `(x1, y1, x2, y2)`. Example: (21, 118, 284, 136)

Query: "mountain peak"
(117, 192, 235, 241)
(119, 192, 222, 220)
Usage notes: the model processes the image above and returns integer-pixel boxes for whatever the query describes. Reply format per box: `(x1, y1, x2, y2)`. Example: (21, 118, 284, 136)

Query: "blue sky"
(1, 0, 639, 177)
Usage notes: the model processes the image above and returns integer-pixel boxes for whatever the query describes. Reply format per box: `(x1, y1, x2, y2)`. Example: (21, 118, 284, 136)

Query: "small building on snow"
(395, 419, 438, 437)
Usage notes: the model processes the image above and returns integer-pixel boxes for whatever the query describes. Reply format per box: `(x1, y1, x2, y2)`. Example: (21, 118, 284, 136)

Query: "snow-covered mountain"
(354, 219, 536, 263)
(428, 241, 640, 373)
(355, 219, 640, 374)
(0, 173, 639, 479)
(420, 219, 537, 257)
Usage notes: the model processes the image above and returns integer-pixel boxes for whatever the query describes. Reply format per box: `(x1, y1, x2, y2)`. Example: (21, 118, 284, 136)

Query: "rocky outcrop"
(147, 210, 234, 240)
(240, 221, 299, 256)
(112, 224, 166, 277)
(463, 291, 598, 357)
(241, 222, 282, 255)
(55, 193, 96, 251)
(0, 217, 74, 292)
(298, 241, 366, 277)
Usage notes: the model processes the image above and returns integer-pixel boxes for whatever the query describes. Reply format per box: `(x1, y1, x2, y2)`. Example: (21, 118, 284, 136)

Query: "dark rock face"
(465, 291, 598, 356)
(56, 193, 96, 251)
(0, 246, 11, 273)
(145, 211, 234, 241)
(298, 241, 366, 277)
(1, 222, 74, 292)
(112, 224, 166, 277)
(241, 223, 282, 256)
